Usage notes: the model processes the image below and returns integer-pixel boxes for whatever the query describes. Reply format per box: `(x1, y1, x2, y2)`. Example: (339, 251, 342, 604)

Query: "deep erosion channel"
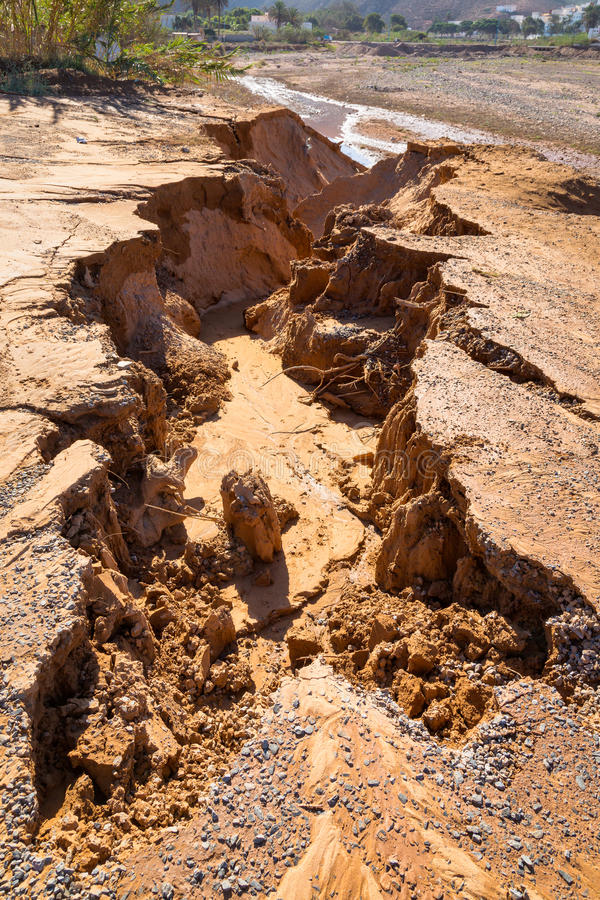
(2, 96, 600, 899)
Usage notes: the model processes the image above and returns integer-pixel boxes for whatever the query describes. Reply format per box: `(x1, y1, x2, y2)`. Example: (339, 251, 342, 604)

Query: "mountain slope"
(234, 0, 532, 29)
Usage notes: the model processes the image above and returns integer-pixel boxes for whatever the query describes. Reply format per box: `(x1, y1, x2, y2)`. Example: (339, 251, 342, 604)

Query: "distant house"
(250, 14, 312, 32)
(251, 15, 277, 31)
(172, 29, 206, 41)
(161, 0, 189, 29)
(496, 4, 517, 11)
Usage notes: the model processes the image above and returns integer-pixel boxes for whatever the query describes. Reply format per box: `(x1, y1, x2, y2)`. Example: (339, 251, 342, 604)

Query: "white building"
(161, 0, 189, 29)
(250, 14, 312, 31)
(251, 15, 277, 31)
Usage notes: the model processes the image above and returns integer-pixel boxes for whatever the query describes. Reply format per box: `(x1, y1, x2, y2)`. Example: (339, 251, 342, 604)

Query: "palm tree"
(583, 3, 600, 30)
(268, 0, 288, 30)
(214, 0, 228, 35)
(286, 6, 301, 27)
(190, 0, 203, 30)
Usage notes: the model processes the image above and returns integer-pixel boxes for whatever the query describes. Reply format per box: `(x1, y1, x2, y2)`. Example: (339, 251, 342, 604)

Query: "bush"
(251, 24, 274, 40)
(113, 37, 238, 84)
(363, 12, 385, 33)
(173, 13, 195, 31)
(0, 0, 235, 84)
(0, 63, 48, 95)
(279, 25, 311, 43)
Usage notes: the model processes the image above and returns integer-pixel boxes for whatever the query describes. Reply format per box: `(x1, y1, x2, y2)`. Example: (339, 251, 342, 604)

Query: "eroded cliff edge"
(1, 82, 600, 900)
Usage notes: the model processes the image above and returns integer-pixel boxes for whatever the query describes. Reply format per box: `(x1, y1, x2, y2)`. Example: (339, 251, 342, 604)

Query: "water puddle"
(240, 75, 495, 167)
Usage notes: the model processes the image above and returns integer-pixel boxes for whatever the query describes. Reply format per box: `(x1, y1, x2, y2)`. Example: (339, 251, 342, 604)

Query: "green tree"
(190, 0, 202, 29)
(390, 13, 407, 30)
(189, 0, 217, 29)
(286, 6, 301, 27)
(429, 20, 457, 35)
(268, 0, 288, 29)
(228, 7, 250, 30)
(522, 15, 544, 36)
(363, 12, 385, 33)
(0, 0, 236, 82)
(345, 12, 364, 31)
(548, 14, 563, 34)
(315, 1, 361, 31)
(460, 20, 474, 34)
(473, 18, 498, 36)
(583, 3, 600, 29)
(214, 0, 228, 34)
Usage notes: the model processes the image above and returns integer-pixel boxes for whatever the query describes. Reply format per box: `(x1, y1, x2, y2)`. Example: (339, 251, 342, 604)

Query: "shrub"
(251, 24, 274, 40)
(0, 62, 48, 95)
(363, 12, 385, 33)
(0, 0, 235, 84)
(279, 25, 311, 43)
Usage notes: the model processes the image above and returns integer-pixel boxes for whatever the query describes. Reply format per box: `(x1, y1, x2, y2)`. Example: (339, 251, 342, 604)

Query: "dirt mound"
(138, 160, 312, 311)
(204, 108, 361, 208)
(287, 584, 544, 737)
(63, 233, 231, 443)
(126, 659, 600, 899)
(367, 44, 400, 57)
(247, 138, 600, 711)
(0, 94, 335, 890)
(294, 141, 463, 239)
(221, 468, 282, 562)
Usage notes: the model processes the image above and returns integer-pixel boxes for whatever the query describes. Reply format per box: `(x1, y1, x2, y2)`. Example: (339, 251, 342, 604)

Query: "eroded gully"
(183, 298, 380, 670)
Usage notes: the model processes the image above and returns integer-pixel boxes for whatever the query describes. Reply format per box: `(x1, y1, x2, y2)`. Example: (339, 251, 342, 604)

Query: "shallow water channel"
(240, 74, 493, 167)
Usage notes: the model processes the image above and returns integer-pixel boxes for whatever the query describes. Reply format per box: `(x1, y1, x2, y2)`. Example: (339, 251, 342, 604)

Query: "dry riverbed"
(226, 44, 600, 175)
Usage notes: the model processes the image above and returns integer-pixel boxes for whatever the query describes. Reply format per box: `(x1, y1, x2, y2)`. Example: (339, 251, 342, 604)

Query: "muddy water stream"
(240, 75, 493, 166)
(241, 75, 600, 176)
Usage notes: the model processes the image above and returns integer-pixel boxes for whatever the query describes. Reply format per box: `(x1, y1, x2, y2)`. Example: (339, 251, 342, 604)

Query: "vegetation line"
(0, 0, 237, 87)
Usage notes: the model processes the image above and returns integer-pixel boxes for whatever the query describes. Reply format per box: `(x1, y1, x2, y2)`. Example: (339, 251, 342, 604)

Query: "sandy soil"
(184, 297, 372, 634)
(1, 69, 600, 900)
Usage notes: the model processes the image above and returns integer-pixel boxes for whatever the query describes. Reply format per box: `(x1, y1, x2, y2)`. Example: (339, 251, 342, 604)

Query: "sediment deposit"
(1, 80, 599, 900)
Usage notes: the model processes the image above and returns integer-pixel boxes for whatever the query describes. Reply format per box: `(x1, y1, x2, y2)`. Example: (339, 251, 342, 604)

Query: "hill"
(231, 0, 533, 29)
